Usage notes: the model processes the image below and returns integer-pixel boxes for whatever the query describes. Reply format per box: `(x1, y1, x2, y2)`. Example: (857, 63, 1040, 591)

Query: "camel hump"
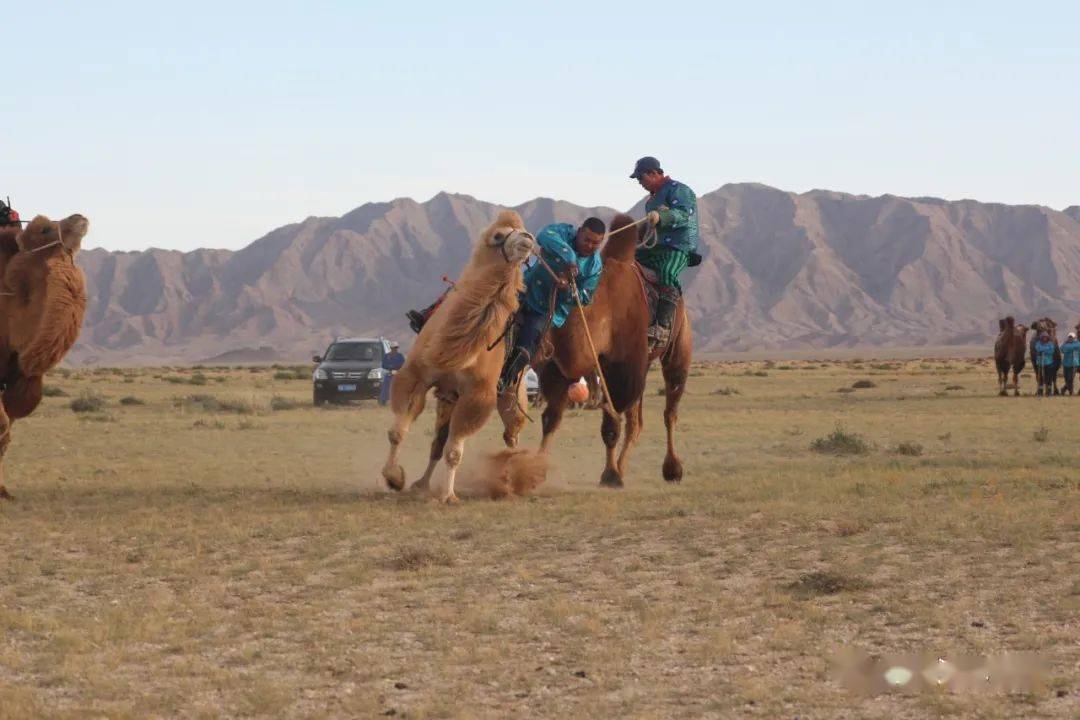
(1002, 316, 1015, 331)
(603, 213, 640, 261)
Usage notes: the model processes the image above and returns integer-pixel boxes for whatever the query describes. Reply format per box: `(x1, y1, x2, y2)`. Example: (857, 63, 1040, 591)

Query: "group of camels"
(381, 211, 691, 503)
(994, 315, 1080, 396)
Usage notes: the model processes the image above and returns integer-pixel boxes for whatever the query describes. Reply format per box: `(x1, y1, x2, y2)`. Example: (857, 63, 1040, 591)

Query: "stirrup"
(647, 323, 671, 349)
(407, 310, 426, 334)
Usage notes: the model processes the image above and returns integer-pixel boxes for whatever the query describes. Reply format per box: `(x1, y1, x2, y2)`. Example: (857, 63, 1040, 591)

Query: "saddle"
(636, 262, 662, 319)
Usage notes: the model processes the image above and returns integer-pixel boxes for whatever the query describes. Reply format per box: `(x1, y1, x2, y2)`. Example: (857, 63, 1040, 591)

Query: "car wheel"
(313, 391, 326, 406)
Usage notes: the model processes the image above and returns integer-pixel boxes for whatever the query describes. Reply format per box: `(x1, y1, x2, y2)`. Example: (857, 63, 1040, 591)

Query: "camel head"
(479, 210, 535, 266)
(2, 214, 89, 377)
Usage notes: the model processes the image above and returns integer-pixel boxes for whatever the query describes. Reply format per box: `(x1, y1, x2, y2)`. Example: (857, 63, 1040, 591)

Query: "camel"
(1029, 317, 1061, 396)
(0, 214, 89, 499)
(380, 210, 540, 503)
(500, 212, 692, 488)
(993, 316, 1028, 396)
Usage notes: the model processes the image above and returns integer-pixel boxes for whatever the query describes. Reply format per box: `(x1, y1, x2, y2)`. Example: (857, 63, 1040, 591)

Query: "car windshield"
(326, 342, 381, 362)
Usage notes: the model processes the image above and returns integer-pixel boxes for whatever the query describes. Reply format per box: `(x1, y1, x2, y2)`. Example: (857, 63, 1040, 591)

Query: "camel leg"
(428, 387, 496, 504)
(0, 403, 12, 501)
(1013, 368, 1020, 397)
(598, 408, 624, 488)
(412, 396, 453, 493)
(381, 365, 427, 491)
(615, 398, 643, 478)
(538, 364, 573, 455)
(661, 310, 691, 483)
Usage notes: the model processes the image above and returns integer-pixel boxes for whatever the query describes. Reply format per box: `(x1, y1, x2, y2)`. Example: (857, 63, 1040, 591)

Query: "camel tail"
(19, 266, 86, 377)
(481, 448, 549, 499)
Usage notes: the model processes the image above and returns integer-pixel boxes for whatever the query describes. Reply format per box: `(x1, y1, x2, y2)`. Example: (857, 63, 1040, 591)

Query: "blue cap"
(630, 156, 662, 178)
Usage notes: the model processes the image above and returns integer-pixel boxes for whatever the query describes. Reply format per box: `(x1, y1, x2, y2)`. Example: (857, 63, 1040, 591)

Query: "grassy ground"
(1, 359, 1077, 719)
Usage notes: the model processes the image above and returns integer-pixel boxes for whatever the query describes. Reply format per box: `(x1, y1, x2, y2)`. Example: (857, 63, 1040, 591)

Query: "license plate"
(338, 384, 357, 392)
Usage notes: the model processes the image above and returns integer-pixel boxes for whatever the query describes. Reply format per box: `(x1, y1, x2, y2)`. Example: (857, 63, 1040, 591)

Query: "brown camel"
(993, 316, 1028, 396)
(1029, 317, 1061, 396)
(0, 214, 89, 499)
(381, 210, 541, 503)
(500, 212, 692, 488)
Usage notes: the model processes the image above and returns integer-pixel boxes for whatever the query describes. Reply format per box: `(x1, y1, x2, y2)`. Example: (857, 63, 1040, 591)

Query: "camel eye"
(492, 232, 504, 243)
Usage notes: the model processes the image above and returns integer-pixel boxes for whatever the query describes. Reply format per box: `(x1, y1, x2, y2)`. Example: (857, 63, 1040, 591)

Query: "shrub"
(1034, 426, 1050, 443)
(270, 395, 304, 411)
(119, 396, 145, 406)
(711, 387, 741, 396)
(42, 386, 68, 397)
(218, 398, 257, 415)
(189, 372, 208, 386)
(177, 394, 219, 412)
(893, 441, 924, 457)
(786, 570, 868, 598)
(852, 380, 876, 389)
(70, 391, 106, 413)
(810, 425, 871, 456)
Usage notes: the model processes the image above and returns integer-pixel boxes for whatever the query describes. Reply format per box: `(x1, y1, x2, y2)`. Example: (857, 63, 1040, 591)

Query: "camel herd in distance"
(994, 316, 1080, 397)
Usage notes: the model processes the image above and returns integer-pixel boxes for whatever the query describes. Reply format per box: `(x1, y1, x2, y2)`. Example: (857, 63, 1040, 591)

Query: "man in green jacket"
(630, 156, 698, 349)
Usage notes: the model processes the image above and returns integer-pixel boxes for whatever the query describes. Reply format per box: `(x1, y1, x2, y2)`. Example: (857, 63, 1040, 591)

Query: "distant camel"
(0, 215, 89, 500)
(1029, 317, 1061, 396)
(380, 210, 542, 503)
(993, 316, 1028, 396)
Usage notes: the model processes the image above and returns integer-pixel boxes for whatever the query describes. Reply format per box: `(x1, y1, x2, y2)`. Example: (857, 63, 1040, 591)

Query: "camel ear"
(59, 214, 89, 253)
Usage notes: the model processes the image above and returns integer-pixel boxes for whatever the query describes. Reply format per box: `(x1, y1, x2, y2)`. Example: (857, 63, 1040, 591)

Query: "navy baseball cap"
(630, 156, 662, 178)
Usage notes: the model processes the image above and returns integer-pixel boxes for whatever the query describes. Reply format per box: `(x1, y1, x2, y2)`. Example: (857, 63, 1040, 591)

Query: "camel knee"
(444, 446, 463, 468)
(388, 429, 403, 446)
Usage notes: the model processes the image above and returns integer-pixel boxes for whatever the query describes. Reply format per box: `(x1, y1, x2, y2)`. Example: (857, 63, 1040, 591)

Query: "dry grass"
(0, 359, 1078, 718)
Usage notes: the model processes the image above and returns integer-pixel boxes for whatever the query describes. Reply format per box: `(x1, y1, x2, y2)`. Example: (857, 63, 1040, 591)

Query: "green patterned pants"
(635, 246, 690, 290)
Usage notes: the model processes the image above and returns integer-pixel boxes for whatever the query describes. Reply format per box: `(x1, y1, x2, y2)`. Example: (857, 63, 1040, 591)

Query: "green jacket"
(645, 178, 699, 252)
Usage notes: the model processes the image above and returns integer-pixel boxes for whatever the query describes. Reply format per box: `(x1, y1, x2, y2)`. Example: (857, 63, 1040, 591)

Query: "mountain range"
(68, 184, 1080, 364)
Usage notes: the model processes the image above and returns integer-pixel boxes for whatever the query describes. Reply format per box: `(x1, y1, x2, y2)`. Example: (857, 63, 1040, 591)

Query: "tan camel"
(381, 210, 539, 503)
(0, 214, 89, 499)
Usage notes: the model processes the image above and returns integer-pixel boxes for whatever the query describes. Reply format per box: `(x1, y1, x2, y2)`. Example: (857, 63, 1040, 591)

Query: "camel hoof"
(599, 469, 624, 489)
(999, 390, 1007, 397)
(502, 431, 518, 449)
(409, 478, 430, 493)
(0, 485, 13, 501)
(663, 457, 684, 483)
(383, 466, 406, 492)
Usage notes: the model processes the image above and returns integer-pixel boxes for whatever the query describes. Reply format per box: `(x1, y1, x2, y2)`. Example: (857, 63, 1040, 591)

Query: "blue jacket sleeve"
(536, 224, 577, 272)
(658, 184, 697, 230)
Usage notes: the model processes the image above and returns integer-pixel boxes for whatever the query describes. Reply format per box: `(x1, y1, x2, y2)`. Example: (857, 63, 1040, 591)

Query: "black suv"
(312, 337, 390, 405)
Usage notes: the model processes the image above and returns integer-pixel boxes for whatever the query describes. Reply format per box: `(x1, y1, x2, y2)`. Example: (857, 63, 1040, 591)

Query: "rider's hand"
(556, 278, 570, 291)
(647, 210, 661, 227)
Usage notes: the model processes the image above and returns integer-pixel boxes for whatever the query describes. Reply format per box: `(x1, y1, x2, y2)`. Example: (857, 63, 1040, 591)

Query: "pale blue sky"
(5, 1, 1078, 250)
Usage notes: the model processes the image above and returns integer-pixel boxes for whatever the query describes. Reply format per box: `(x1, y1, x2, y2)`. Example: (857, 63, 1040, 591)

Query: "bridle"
(493, 228, 535, 263)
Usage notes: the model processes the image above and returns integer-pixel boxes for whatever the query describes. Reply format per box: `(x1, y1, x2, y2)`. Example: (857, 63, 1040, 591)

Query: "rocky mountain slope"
(69, 185, 1080, 363)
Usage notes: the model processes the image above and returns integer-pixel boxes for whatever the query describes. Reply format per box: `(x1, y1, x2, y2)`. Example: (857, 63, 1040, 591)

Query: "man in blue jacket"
(630, 156, 699, 349)
(1034, 332, 1057, 397)
(497, 217, 605, 393)
(1061, 332, 1080, 395)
